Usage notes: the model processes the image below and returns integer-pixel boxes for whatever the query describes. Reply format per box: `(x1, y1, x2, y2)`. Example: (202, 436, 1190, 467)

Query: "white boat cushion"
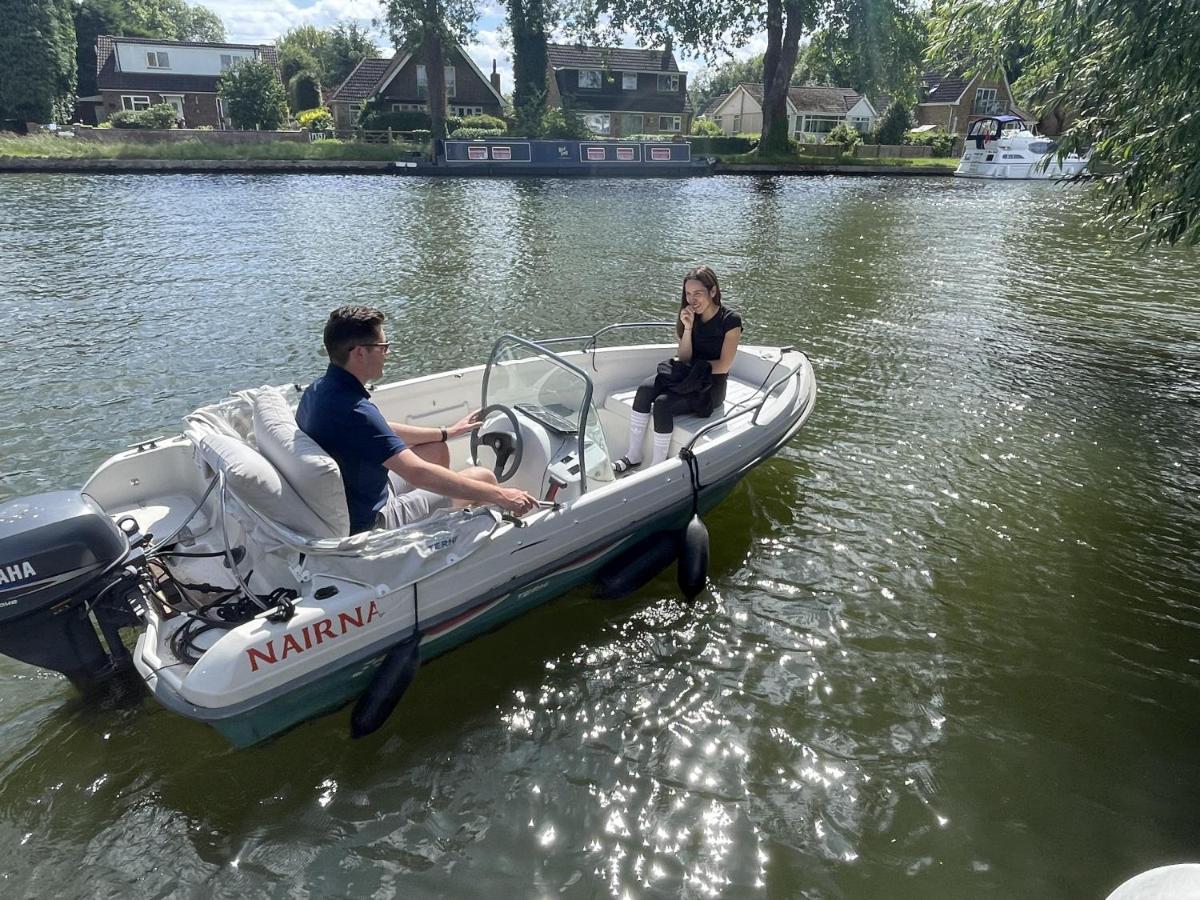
(197, 432, 338, 539)
(252, 387, 351, 538)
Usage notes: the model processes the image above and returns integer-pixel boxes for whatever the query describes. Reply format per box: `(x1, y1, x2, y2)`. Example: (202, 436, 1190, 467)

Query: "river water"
(0, 173, 1197, 898)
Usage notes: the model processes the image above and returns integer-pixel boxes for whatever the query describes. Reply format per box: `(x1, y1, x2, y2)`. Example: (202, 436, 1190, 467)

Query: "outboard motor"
(0, 491, 144, 686)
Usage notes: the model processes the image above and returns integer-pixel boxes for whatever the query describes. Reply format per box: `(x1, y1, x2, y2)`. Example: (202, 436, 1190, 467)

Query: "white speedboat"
(954, 114, 1087, 180)
(0, 325, 816, 746)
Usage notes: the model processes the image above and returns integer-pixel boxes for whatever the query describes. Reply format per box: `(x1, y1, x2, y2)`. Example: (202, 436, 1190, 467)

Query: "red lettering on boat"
(247, 641, 277, 673)
(245, 603, 381, 672)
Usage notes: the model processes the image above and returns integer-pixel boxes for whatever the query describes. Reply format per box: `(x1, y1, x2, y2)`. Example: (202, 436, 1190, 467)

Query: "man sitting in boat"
(297, 305, 537, 533)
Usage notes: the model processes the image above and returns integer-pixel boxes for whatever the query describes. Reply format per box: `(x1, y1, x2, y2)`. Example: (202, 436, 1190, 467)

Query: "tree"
(794, 0, 926, 104)
(382, 0, 478, 140)
(276, 22, 378, 93)
(929, 0, 1200, 246)
(288, 70, 322, 113)
(690, 53, 767, 112)
(0, 0, 77, 124)
(507, 0, 549, 125)
(873, 99, 910, 145)
(218, 59, 288, 130)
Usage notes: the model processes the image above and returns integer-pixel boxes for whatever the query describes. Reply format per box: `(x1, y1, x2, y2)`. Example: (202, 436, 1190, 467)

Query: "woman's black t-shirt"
(690, 305, 743, 362)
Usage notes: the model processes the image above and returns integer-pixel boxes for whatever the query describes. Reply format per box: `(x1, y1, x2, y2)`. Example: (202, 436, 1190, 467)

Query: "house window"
(732, 114, 741, 133)
(220, 54, 242, 71)
(451, 106, 483, 117)
(121, 95, 151, 111)
(657, 73, 679, 92)
(850, 116, 871, 133)
(798, 115, 841, 135)
(391, 103, 427, 112)
(584, 113, 611, 135)
(578, 69, 602, 89)
(972, 87, 999, 115)
(146, 51, 170, 68)
(658, 115, 682, 132)
(622, 72, 638, 91)
(415, 65, 455, 99)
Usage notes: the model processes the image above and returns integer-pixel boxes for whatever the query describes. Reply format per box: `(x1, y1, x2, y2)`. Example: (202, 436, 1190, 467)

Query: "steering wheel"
(469, 403, 524, 483)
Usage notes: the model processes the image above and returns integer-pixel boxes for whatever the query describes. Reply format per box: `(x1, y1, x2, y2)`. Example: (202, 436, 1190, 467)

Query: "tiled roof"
(96, 34, 277, 76)
(328, 57, 394, 102)
(736, 83, 864, 114)
(547, 43, 680, 73)
(920, 71, 970, 104)
(698, 93, 729, 118)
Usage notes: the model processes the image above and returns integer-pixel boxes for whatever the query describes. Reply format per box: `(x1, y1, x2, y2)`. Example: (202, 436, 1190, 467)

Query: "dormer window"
(220, 54, 240, 71)
(146, 51, 170, 69)
(657, 73, 679, 92)
(622, 72, 637, 90)
(578, 69, 601, 89)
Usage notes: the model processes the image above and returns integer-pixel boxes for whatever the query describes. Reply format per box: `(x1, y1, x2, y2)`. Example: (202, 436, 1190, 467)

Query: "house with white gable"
(88, 35, 279, 129)
(708, 82, 877, 141)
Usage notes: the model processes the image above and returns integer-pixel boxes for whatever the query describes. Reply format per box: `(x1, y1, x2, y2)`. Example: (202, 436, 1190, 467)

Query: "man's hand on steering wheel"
(447, 409, 483, 439)
(497, 487, 537, 516)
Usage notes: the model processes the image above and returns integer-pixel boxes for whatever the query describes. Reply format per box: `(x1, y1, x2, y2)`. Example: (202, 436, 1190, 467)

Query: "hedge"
(447, 127, 505, 140)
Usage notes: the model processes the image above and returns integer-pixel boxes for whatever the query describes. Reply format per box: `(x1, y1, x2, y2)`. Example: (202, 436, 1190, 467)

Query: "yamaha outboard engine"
(0, 491, 143, 686)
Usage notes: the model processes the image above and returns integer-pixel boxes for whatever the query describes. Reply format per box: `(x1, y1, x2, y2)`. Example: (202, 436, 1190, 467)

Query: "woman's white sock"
(625, 410, 650, 463)
(651, 431, 673, 466)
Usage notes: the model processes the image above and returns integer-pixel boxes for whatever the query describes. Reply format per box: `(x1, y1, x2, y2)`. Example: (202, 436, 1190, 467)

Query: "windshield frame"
(481, 334, 598, 494)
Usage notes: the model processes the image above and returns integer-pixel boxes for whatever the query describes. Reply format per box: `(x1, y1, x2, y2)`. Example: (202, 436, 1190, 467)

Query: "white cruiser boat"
(955, 114, 1087, 180)
(0, 325, 816, 746)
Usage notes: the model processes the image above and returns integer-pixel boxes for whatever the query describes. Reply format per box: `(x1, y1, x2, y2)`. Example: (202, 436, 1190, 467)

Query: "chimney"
(662, 36, 673, 71)
(491, 59, 501, 94)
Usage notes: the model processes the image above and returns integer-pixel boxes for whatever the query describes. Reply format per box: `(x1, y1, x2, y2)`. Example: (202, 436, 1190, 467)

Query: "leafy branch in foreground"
(929, 0, 1200, 247)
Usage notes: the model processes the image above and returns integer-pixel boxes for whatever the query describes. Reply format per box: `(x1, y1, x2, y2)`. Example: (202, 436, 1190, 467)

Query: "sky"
(201, 0, 768, 94)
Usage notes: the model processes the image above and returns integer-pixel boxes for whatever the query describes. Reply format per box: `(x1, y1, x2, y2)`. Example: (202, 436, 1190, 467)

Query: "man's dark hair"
(324, 305, 385, 365)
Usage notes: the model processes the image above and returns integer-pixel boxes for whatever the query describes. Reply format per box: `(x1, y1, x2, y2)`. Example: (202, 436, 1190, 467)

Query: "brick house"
(916, 70, 1019, 140)
(328, 45, 504, 129)
(707, 83, 877, 141)
(90, 35, 279, 129)
(545, 43, 693, 138)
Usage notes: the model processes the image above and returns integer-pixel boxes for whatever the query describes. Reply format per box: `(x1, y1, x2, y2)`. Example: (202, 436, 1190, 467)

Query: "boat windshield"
(481, 335, 613, 491)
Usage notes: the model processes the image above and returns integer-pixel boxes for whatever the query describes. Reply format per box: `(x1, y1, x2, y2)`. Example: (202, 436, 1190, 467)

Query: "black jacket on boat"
(656, 358, 716, 417)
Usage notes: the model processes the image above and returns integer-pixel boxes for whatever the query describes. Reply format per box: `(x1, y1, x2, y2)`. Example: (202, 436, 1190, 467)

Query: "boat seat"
(602, 376, 760, 450)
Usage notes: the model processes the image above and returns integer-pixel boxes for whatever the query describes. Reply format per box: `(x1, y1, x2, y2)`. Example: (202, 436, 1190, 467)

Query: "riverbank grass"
(720, 149, 958, 168)
(0, 134, 425, 161)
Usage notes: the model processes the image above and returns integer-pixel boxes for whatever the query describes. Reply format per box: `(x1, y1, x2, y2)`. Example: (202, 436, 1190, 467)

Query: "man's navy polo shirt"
(296, 364, 407, 533)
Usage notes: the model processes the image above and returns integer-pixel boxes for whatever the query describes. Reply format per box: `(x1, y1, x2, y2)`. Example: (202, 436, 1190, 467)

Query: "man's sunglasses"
(357, 342, 390, 353)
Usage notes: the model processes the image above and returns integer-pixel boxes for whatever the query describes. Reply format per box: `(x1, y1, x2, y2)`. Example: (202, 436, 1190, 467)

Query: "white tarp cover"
(183, 388, 500, 584)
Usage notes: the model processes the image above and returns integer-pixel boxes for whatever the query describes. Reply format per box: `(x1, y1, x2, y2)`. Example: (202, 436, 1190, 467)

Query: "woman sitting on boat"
(614, 265, 743, 473)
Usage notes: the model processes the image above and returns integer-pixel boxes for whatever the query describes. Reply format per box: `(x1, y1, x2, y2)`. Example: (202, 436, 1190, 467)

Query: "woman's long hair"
(677, 265, 722, 338)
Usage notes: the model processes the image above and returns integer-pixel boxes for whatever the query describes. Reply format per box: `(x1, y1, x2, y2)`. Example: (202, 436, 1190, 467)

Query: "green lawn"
(719, 149, 958, 168)
(0, 134, 426, 161)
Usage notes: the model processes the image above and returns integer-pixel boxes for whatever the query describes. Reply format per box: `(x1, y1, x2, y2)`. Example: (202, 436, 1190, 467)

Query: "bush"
(690, 117, 724, 136)
(288, 71, 322, 114)
(218, 60, 289, 130)
(360, 110, 463, 134)
(539, 106, 590, 139)
(107, 103, 180, 129)
(827, 122, 863, 151)
(874, 102, 911, 146)
(448, 127, 505, 139)
(459, 113, 506, 132)
(296, 107, 334, 131)
(907, 128, 956, 157)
